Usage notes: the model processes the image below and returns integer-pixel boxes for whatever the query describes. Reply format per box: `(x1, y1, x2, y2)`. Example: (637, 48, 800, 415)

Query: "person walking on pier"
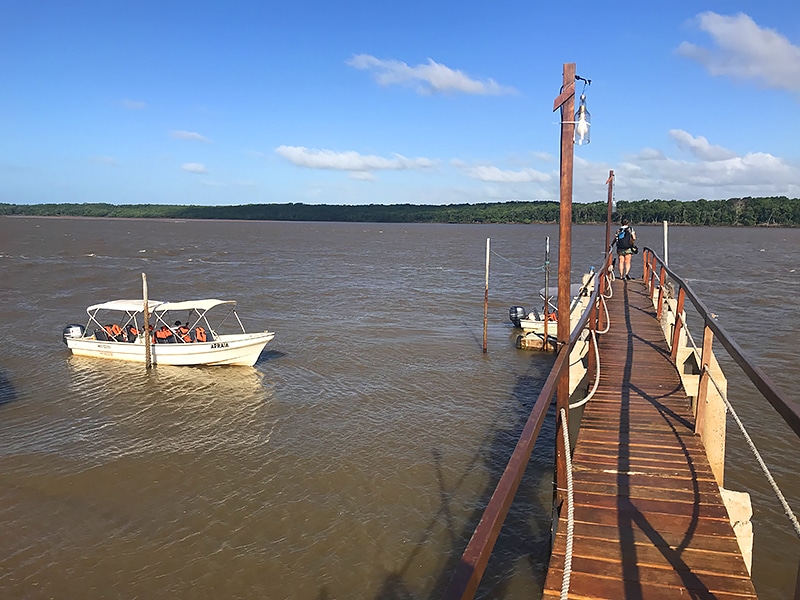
(612, 218, 637, 280)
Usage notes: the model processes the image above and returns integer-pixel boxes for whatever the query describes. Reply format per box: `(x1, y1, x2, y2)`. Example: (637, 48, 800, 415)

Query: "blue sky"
(2, 1, 799, 206)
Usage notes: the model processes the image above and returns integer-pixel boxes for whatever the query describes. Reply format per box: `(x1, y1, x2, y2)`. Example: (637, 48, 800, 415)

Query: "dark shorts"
(618, 249, 634, 256)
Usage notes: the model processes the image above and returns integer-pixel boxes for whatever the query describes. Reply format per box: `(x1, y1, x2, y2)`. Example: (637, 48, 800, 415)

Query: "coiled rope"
(567, 287, 610, 409)
(559, 406, 575, 600)
(569, 329, 600, 410)
(682, 325, 800, 539)
(603, 271, 614, 299)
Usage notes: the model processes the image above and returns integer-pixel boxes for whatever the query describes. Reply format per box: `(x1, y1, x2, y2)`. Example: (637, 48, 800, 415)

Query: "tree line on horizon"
(1, 196, 798, 226)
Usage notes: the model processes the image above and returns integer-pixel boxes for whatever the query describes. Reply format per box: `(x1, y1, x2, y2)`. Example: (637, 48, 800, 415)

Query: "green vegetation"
(0, 196, 798, 226)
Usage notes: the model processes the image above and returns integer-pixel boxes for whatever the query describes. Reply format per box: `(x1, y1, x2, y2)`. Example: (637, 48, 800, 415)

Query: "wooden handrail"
(442, 252, 612, 599)
(642, 246, 800, 438)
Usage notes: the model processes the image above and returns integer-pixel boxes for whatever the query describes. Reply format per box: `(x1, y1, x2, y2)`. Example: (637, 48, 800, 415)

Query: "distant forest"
(1, 196, 798, 226)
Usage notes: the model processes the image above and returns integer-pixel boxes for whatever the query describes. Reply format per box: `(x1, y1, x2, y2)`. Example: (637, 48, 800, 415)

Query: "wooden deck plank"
(542, 280, 757, 599)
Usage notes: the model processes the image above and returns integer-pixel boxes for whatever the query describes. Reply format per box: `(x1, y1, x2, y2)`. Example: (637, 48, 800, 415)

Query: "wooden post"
(553, 62, 576, 508)
(483, 238, 490, 354)
(663, 220, 669, 266)
(695, 323, 714, 435)
(142, 273, 152, 369)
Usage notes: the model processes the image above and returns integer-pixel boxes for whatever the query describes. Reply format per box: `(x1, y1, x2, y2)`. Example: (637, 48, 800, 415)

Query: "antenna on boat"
(142, 273, 152, 369)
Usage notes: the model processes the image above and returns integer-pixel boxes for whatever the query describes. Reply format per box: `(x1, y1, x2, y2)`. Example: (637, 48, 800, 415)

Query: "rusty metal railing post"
(695, 322, 714, 435)
(587, 294, 598, 383)
(656, 266, 667, 320)
(670, 286, 686, 360)
(597, 254, 609, 332)
(648, 252, 658, 301)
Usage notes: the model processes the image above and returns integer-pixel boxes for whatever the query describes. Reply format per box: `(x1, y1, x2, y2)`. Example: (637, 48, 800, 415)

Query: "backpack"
(616, 227, 632, 250)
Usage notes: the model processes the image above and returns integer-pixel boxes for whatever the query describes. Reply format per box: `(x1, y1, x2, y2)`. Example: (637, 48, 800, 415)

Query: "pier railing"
(442, 251, 614, 599)
(642, 246, 800, 598)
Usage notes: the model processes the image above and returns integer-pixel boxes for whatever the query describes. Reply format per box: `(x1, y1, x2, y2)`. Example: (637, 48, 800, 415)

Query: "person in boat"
(154, 324, 174, 343)
(173, 321, 191, 343)
(612, 217, 637, 281)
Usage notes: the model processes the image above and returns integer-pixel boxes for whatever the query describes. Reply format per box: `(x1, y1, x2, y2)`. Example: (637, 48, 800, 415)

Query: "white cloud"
(346, 54, 516, 96)
(459, 164, 551, 183)
(170, 130, 211, 143)
(668, 129, 737, 161)
(92, 156, 118, 166)
(607, 133, 799, 200)
(182, 163, 208, 174)
(676, 12, 800, 91)
(119, 99, 147, 110)
(349, 171, 377, 181)
(275, 146, 437, 173)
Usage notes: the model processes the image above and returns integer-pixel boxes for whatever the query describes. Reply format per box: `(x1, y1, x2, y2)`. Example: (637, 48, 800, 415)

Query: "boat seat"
(95, 329, 109, 341)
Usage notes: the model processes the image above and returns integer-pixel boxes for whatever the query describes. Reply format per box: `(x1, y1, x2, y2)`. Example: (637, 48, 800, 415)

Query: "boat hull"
(66, 332, 275, 366)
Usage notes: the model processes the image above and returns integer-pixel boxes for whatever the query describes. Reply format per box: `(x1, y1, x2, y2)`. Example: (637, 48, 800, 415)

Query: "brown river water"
(0, 217, 797, 599)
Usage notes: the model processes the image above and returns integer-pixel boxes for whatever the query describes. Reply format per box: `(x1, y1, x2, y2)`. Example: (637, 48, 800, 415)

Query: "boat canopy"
(85, 299, 236, 314)
(155, 299, 236, 313)
(87, 299, 165, 313)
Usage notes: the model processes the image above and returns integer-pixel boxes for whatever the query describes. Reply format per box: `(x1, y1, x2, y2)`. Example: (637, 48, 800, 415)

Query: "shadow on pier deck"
(542, 278, 757, 599)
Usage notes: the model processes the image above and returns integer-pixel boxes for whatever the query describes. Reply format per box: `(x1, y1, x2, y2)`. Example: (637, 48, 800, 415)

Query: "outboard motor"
(509, 306, 526, 328)
(62, 324, 85, 345)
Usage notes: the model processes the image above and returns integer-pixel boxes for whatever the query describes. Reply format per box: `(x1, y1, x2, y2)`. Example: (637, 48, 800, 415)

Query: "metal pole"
(663, 220, 669, 266)
(483, 238, 490, 353)
(605, 170, 614, 252)
(142, 273, 152, 369)
(543, 236, 550, 351)
(553, 62, 576, 508)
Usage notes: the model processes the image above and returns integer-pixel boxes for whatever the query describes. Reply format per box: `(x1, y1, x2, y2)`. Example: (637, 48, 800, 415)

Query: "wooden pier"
(542, 278, 757, 599)
(443, 245, 800, 600)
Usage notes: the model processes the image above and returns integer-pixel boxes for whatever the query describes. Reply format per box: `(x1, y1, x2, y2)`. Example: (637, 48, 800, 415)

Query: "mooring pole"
(553, 62, 576, 509)
(663, 220, 669, 266)
(142, 273, 152, 369)
(483, 238, 490, 353)
(605, 170, 614, 253)
(543, 236, 550, 351)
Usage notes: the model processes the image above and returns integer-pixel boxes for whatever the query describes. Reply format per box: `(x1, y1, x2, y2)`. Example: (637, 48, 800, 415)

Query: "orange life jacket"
(546, 312, 558, 322)
(193, 326, 207, 342)
(177, 325, 190, 342)
(155, 326, 172, 340)
(104, 324, 125, 340)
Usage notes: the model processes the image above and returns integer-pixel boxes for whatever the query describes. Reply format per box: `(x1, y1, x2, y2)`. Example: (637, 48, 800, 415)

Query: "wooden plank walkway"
(542, 278, 757, 599)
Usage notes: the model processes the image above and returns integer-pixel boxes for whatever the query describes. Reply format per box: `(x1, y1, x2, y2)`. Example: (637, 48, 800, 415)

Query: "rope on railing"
(570, 329, 600, 410)
(597, 292, 610, 335)
(703, 367, 800, 539)
(559, 406, 575, 600)
(603, 271, 614, 299)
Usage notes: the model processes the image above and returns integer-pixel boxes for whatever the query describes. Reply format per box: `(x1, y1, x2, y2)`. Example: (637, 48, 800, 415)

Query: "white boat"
(509, 271, 595, 350)
(63, 298, 275, 366)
